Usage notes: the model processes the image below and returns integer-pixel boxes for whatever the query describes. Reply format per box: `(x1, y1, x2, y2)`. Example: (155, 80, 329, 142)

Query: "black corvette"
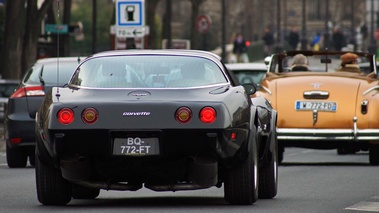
(35, 50, 278, 205)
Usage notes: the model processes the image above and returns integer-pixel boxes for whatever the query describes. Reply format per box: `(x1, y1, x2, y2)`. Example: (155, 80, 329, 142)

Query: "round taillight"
(175, 107, 192, 124)
(82, 108, 98, 124)
(57, 108, 74, 125)
(200, 107, 216, 124)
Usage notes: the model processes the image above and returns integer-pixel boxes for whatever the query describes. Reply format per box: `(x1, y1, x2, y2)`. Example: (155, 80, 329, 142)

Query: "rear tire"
(36, 155, 72, 205)
(6, 144, 27, 168)
(259, 132, 278, 199)
(224, 129, 258, 205)
(72, 185, 100, 199)
(369, 144, 379, 165)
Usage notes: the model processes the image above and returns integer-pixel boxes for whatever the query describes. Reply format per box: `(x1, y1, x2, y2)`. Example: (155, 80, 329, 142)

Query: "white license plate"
(113, 137, 159, 155)
(295, 101, 337, 111)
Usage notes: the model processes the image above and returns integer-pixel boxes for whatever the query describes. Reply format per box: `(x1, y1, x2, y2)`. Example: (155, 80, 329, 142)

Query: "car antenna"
(55, 0, 61, 99)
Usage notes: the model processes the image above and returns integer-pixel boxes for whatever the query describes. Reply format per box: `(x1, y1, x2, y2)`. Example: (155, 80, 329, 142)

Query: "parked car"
(256, 50, 379, 165)
(35, 49, 278, 205)
(0, 79, 19, 121)
(225, 62, 267, 88)
(4, 57, 83, 168)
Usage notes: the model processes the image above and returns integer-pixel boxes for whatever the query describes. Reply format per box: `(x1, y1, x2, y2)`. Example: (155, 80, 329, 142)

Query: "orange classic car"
(256, 50, 379, 165)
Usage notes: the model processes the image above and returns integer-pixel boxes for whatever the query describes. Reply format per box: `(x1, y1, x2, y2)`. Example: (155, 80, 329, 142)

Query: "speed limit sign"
(196, 15, 212, 33)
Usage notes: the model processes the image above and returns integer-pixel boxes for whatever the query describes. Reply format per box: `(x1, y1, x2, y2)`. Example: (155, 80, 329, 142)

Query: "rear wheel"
(224, 129, 258, 205)
(72, 185, 100, 199)
(369, 144, 379, 165)
(6, 144, 27, 168)
(36, 155, 72, 205)
(259, 132, 278, 199)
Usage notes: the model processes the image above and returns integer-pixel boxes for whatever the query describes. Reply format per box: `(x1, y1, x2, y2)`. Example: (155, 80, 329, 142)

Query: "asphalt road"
(0, 147, 378, 212)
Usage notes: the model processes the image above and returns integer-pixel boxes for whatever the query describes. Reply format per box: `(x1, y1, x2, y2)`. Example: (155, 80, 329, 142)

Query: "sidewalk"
(0, 138, 4, 152)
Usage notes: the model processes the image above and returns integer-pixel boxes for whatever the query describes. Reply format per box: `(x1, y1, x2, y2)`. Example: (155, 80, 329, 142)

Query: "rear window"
(70, 55, 228, 88)
(23, 60, 79, 85)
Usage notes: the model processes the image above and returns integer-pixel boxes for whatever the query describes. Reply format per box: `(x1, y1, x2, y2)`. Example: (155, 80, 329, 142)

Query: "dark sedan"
(0, 79, 19, 121)
(35, 50, 278, 206)
(5, 57, 83, 168)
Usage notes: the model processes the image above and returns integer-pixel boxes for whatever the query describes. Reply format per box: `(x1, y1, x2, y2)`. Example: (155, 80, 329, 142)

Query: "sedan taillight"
(10, 86, 45, 98)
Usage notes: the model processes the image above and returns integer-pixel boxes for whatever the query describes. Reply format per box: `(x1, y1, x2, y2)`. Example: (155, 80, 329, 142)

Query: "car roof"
(87, 49, 222, 61)
(225, 63, 267, 71)
(35, 56, 85, 64)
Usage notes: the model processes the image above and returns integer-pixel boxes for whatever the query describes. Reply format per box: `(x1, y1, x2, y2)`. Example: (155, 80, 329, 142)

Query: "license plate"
(295, 100, 337, 112)
(113, 137, 159, 156)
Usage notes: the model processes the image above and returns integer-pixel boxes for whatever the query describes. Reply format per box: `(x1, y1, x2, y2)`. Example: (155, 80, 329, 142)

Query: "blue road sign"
(116, 0, 145, 27)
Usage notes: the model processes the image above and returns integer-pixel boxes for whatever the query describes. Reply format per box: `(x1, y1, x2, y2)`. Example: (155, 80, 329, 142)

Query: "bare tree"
(22, 0, 53, 75)
(1, 0, 53, 79)
(146, 0, 161, 48)
(1, 0, 26, 79)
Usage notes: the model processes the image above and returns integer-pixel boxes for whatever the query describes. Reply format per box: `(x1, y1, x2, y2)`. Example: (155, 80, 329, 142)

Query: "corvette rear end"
(35, 50, 278, 206)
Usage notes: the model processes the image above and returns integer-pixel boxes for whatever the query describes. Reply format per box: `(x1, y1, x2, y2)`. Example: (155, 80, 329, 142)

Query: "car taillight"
(10, 138, 22, 144)
(175, 107, 192, 124)
(82, 108, 98, 124)
(57, 108, 74, 125)
(199, 107, 216, 124)
(10, 86, 45, 98)
(361, 99, 368, 114)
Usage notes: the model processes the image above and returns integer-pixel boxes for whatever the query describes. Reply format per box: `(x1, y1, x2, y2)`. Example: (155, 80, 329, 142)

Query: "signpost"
(115, 0, 148, 49)
(45, 24, 68, 34)
(196, 15, 212, 33)
(196, 15, 212, 50)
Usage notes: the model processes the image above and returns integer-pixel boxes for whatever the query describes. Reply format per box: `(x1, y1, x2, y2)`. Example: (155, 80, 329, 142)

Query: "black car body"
(35, 50, 278, 205)
(5, 57, 82, 168)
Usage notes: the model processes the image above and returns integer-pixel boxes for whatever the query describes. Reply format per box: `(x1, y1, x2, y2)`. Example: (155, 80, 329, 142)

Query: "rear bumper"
(5, 117, 35, 148)
(277, 128, 379, 141)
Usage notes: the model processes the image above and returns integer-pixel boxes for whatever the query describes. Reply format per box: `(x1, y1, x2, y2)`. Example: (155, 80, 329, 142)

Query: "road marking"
(345, 197, 379, 212)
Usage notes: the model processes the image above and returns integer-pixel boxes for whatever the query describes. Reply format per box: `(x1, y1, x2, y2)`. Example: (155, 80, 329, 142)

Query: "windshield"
(274, 53, 373, 74)
(70, 55, 228, 88)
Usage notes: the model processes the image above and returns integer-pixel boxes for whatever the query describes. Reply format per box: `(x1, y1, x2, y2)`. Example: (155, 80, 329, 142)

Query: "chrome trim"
(261, 85, 272, 95)
(68, 82, 231, 90)
(312, 110, 318, 125)
(362, 86, 379, 96)
(353, 117, 358, 140)
(303, 90, 329, 99)
(277, 128, 379, 141)
(303, 91, 329, 96)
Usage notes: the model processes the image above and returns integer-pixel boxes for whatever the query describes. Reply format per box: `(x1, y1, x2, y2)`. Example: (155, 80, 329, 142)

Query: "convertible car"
(256, 50, 379, 165)
(35, 49, 278, 205)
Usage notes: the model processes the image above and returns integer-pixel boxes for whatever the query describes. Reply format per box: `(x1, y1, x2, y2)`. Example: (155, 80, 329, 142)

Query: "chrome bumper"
(277, 128, 379, 141)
